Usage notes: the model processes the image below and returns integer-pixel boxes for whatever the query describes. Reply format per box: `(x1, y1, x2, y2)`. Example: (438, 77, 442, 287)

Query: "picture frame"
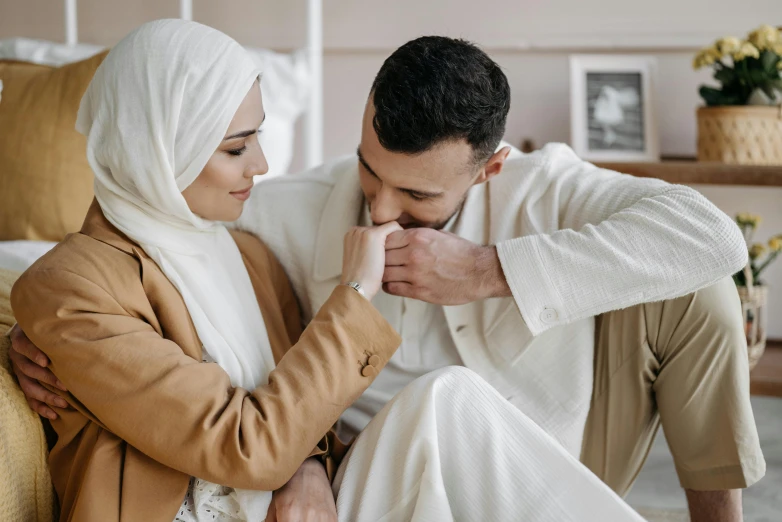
(570, 55, 659, 162)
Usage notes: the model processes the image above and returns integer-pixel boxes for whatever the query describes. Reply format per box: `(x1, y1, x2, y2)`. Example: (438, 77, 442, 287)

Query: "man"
(12, 36, 763, 521)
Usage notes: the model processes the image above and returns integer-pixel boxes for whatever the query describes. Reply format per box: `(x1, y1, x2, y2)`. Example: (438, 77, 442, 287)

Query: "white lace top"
(174, 477, 244, 522)
(173, 351, 246, 522)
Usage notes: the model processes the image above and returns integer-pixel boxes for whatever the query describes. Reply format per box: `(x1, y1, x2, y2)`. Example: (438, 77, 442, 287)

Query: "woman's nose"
(248, 145, 269, 178)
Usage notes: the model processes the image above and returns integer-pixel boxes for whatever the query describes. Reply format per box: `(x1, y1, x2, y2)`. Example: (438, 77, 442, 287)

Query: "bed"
(0, 0, 325, 273)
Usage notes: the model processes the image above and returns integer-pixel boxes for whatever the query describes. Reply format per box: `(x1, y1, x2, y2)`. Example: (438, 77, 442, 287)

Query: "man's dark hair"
(370, 36, 511, 165)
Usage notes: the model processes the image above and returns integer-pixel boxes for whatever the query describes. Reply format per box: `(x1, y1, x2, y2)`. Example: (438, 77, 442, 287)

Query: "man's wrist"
(475, 245, 512, 299)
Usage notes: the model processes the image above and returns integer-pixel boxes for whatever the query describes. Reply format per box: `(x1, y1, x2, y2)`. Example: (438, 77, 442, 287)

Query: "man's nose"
(370, 186, 402, 225)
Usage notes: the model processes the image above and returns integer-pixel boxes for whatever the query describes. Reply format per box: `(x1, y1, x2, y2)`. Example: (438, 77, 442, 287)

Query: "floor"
(627, 396, 782, 522)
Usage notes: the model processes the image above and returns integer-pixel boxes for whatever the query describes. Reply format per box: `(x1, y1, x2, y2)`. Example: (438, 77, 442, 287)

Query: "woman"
(11, 19, 645, 522)
(11, 19, 401, 522)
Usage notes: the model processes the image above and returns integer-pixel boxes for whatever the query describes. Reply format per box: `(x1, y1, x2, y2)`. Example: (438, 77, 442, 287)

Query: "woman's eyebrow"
(223, 114, 266, 140)
(223, 129, 256, 140)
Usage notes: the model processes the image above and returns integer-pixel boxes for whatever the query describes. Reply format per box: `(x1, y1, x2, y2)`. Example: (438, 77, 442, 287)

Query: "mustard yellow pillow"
(0, 51, 107, 241)
(0, 267, 55, 522)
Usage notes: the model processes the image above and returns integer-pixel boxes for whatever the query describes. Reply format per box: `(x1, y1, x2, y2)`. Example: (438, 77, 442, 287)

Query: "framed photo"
(570, 55, 659, 162)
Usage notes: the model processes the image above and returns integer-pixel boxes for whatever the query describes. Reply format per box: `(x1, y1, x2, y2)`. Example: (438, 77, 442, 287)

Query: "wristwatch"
(343, 281, 366, 298)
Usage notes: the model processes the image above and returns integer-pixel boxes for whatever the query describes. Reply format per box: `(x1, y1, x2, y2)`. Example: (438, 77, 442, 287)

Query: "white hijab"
(76, 19, 276, 516)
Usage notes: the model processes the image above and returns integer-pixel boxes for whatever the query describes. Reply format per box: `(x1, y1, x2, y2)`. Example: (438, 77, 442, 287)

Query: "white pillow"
(0, 38, 309, 179)
(246, 48, 310, 180)
(0, 241, 57, 273)
(0, 38, 103, 66)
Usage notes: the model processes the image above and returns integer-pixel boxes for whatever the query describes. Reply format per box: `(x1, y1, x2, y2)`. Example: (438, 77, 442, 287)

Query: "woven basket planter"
(737, 264, 768, 371)
(697, 105, 782, 165)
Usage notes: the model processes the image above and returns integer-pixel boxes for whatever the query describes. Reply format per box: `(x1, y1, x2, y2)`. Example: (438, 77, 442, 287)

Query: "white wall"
(1, 0, 781, 336)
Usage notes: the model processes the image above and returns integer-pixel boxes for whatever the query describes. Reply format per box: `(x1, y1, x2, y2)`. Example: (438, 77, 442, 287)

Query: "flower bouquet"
(693, 25, 782, 165)
(732, 213, 781, 369)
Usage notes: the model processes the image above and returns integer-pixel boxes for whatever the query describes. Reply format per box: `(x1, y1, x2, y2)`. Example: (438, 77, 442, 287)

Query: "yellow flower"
(716, 37, 742, 56)
(749, 243, 766, 260)
(769, 236, 782, 252)
(748, 24, 780, 51)
(736, 213, 762, 228)
(693, 46, 721, 69)
(733, 41, 760, 61)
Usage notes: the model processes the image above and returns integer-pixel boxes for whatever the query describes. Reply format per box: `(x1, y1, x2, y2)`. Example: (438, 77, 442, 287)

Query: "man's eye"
(407, 192, 428, 201)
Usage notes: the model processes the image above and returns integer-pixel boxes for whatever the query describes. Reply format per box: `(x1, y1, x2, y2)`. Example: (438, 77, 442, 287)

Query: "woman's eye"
(226, 147, 247, 156)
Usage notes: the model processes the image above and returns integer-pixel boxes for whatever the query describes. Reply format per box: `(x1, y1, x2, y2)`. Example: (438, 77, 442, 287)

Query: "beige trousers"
(581, 276, 766, 494)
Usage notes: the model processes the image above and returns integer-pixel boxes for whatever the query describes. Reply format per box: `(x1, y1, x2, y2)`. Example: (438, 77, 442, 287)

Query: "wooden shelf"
(750, 340, 782, 397)
(594, 161, 782, 187)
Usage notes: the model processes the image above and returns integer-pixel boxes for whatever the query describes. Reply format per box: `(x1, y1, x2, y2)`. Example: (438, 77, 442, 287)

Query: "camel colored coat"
(11, 201, 401, 522)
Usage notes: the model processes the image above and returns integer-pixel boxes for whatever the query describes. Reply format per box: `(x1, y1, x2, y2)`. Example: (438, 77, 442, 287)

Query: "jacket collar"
(79, 199, 140, 256)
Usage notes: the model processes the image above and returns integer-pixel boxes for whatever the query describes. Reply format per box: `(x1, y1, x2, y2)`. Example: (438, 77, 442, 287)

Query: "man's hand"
(9, 324, 68, 420)
(266, 458, 337, 522)
(382, 228, 511, 305)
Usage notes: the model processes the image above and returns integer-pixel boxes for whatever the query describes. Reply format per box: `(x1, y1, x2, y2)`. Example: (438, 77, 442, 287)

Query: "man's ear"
(473, 146, 511, 186)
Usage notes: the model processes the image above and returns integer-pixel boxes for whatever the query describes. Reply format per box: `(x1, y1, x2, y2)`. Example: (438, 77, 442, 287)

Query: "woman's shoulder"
(14, 232, 143, 300)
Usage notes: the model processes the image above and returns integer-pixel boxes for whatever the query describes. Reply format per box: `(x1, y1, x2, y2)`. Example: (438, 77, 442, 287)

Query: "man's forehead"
(359, 139, 474, 186)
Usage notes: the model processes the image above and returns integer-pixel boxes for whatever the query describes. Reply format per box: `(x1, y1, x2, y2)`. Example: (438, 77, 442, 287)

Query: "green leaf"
(699, 85, 745, 106)
(749, 68, 772, 86)
(760, 50, 779, 74)
(759, 83, 777, 100)
(714, 67, 737, 85)
(700, 86, 723, 105)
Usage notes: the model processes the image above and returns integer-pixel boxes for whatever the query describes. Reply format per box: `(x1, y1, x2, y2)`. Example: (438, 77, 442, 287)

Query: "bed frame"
(62, 0, 324, 169)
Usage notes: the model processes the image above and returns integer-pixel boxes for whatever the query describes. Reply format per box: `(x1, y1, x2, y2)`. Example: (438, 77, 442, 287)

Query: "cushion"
(0, 37, 104, 67)
(246, 47, 310, 179)
(0, 38, 310, 183)
(0, 267, 54, 521)
(0, 51, 108, 241)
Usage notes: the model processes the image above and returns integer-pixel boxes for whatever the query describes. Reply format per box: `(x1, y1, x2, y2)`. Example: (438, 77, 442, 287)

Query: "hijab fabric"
(76, 19, 276, 518)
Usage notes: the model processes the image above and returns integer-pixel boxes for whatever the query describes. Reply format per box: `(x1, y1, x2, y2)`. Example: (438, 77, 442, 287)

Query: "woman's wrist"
(341, 281, 367, 298)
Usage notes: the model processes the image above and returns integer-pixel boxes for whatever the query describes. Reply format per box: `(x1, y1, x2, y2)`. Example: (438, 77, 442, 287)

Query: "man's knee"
(419, 365, 481, 386)
(684, 276, 746, 348)
(649, 276, 746, 358)
(690, 276, 743, 326)
(406, 366, 485, 400)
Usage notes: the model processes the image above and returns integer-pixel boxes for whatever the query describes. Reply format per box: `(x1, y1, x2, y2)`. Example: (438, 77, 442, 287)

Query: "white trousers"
(333, 367, 644, 522)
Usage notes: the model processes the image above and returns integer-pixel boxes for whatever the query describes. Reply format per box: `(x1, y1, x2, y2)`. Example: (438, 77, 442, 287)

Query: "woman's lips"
(230, 186, 253, 201)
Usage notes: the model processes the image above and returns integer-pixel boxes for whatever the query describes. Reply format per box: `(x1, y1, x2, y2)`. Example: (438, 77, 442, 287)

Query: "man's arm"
(495, 147, 746, 334)
(383, 145, 746, 335)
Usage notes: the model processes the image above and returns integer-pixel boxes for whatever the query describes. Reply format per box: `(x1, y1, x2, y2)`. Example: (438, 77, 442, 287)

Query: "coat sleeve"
(11, 267, 400, 491)
(496, 144, 747, 335)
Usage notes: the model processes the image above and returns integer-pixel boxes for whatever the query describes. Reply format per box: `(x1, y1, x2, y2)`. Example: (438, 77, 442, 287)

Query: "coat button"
(361, 365, 378, 378)
(367, 355, 381, 367)
(539, 308, 559, 323)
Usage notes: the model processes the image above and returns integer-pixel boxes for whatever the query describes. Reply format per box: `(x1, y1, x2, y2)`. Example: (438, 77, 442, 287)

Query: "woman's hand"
(266, 458, 337, 522)
(341, 221, 402, 300)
